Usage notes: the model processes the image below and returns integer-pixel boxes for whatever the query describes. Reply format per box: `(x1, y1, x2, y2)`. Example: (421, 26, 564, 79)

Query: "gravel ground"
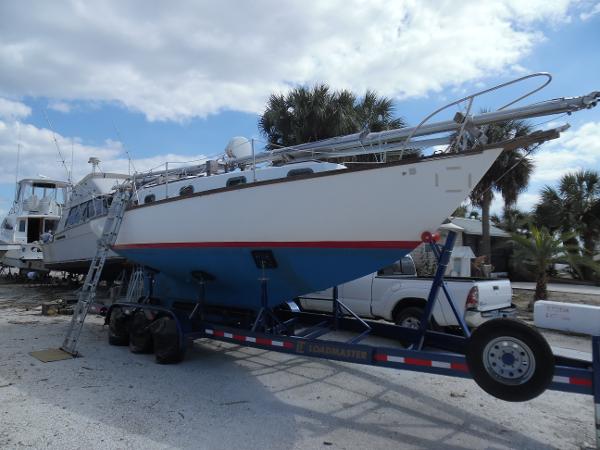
(0, 282, 597, 450)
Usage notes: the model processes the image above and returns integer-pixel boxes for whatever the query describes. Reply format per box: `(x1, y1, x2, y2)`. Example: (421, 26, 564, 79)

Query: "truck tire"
(129, 311, 154, 354)
(466, 318, 554, 402)
(150, 316, 186, 364)
(108, 307, 130, 346)
(394, 306, 426, 330)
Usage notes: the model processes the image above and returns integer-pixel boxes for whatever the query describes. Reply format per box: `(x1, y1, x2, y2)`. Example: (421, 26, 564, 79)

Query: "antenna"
(43, 109, 71, 183)
(71, 139, 74, 183)
(14, 122, 21, 205)
(88, 157, 101, 174)
(15, 122, 21, 185)
(111, 120, 136, 175)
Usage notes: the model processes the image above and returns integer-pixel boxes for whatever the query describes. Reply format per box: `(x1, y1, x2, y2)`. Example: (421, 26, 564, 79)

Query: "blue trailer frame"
(106, 230, 600, 446)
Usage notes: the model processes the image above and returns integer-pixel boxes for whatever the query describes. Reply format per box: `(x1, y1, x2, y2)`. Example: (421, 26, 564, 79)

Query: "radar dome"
(225, 137, 253, 160)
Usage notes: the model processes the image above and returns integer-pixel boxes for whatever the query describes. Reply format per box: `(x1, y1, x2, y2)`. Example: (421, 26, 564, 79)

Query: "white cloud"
(0, 98, 31, 120)
(0, 0, 575, 121)
(516, 192, 541, 211)
(532, 121, 600, 183)
(48, 101, 71, 113)
(0, 117, 207, 186)
(580, 2, 600, 20)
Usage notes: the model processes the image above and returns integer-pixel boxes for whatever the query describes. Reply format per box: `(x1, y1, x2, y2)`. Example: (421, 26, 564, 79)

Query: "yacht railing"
(120, 73, 598, 192)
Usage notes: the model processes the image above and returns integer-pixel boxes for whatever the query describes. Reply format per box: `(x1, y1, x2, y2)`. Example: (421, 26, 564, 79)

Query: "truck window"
(400, 256, 416, 275)
(378, 257, 415, 276)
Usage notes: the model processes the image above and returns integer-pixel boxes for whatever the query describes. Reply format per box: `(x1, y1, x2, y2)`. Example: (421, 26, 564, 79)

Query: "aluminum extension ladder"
(60, 187, 131, 356)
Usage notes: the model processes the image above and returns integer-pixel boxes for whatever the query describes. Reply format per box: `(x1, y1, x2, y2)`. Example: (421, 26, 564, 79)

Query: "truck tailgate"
(475, 279, 512, 311)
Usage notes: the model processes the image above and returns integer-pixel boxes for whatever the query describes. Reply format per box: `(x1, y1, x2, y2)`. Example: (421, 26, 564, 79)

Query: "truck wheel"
(466, 318, 554, 402)
(108, 307, 130, 346)
(129, 311, 154, 354)
(394, 306, 425, 330)
(150, 316, 186, 364)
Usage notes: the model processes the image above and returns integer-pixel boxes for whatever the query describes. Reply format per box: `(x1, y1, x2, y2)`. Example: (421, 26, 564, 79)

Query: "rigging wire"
(14, 122, 21, 205)
(43, 109, 71, 184)
(470, 142, 540, 206)
(111, 120, 137, 175)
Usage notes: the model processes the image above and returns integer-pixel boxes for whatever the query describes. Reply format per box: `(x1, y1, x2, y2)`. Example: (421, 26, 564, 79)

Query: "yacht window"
(65, 205, 81, 228)
(103, 197, 113, 212)
(93, 198, 104, 216)
(1, 219, 12, 230)
(287, 168, 314, 177)
(179, 185, 194, 196)
(81, 201, 92, 221)
(18, 220, 26, 233)
(87, 200, 96, 219)
(56, 188, 66, 205)
(33, 182, 56, 190)
(44, 219, 57, 233)
(144, 194, 156, 204)
(226, 176, 246, 187)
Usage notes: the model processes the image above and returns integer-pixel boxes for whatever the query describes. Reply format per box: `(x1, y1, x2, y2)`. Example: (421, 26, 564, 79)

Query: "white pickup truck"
(298, 256, 516, 330)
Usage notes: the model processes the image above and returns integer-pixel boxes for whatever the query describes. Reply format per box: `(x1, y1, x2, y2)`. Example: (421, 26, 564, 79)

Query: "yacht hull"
(43, 215, 125, 278)
(112, 148, 503, 310)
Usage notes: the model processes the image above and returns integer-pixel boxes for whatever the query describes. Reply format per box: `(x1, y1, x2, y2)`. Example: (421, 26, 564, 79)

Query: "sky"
(1, 0, 600, 219)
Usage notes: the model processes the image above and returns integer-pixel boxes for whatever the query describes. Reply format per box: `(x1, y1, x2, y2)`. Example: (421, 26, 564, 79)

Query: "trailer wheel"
(466, 318, 554, 402)
(108, 307, 130, 346)
(150, 316, 185, 364)
(129, 311, 154, 354)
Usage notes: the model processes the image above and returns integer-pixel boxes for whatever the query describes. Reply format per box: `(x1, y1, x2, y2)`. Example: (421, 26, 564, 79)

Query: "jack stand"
(332, 286, 341, 330)
(414, 230, 471, 350)
(189, 279, 206, 321)
(329, 285, 372, 344)
(251, 267, 286, 334)
(189, 270, 215, 321)
(140, 269, 157, 304)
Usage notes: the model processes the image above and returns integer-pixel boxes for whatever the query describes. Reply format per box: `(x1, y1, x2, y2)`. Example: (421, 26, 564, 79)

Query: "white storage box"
(534, 300, 600, 335)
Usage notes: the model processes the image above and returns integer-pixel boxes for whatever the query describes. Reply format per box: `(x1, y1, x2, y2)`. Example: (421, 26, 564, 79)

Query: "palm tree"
(493, 207, 532, 236)
(258, 85, 404, 154)
(510, 226, 598, 308)
(469, 119, 536, 261)
(535, 169, 600, 280)
(452, 205, 468, 218)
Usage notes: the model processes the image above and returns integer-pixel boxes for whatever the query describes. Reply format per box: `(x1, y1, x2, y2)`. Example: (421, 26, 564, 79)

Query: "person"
(471, 255, 487, 277)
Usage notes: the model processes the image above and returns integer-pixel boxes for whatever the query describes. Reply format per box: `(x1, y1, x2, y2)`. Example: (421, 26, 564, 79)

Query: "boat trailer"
(105, 230, 600, 446)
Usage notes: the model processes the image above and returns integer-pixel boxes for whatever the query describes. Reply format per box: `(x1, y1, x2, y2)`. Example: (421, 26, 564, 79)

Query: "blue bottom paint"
(117, 246, 413, 310)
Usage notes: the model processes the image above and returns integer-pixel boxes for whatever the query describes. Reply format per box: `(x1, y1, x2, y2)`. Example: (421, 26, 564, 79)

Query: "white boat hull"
(112, 148, 503, 309)
(1, 243, 46, 272)
(43, 215, 125, 276)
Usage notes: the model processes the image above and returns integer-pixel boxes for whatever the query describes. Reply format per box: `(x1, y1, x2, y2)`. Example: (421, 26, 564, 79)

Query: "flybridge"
(128, 72, 599, 188)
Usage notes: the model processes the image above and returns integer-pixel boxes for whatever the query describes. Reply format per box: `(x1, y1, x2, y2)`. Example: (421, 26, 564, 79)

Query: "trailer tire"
(466, 318, 554, 402)
(129, 311, 154, 354)
(394, 306, 425, 329)
(150, 316, 185, 364)
(108, 307, 130, 346)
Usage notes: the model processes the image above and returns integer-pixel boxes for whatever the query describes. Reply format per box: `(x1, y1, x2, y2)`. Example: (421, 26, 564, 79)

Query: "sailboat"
(107, 75, 598, 311)
(43, 73, 599, 311)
